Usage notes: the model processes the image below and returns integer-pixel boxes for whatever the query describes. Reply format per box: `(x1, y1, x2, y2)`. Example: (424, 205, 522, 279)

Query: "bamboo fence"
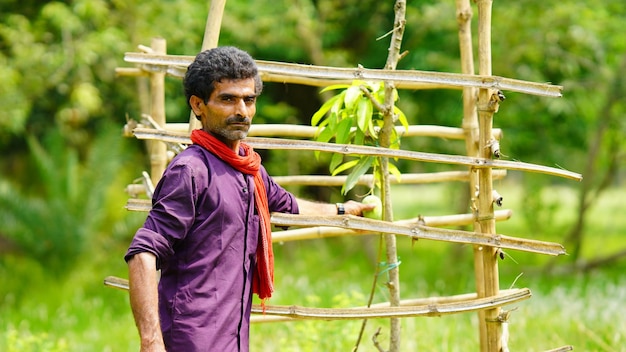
(110, 2, 577, 351)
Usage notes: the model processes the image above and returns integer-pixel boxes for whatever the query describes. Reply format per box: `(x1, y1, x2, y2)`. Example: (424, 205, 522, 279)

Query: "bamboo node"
(476, 214, 495, 222)
(354, 64, 364, 79)
(427, 304, 441, 316)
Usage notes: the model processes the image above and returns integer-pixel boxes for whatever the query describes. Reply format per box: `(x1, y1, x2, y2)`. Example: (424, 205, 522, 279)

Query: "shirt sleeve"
(261, 166, 299, 215)
(125, 162, 197, 267)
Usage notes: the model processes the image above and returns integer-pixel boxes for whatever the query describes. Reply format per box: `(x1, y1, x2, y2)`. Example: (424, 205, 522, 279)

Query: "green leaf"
(332, 159, 359, 176)
(329, 153, 345, 174)
(320, 84, 350, 93)
(342, 156, 374, 194)
(356, 97, 373, 133)
(344, 85, 362, 111)
(388, 162, 402, 182)
(368, 116, 380, 140)
(389, 129, 401, 150)
(335, 116, 353, 144)
(354, 129, 365, 145)
(311, 93, 343, 126)
(316, 124, 335, 144)
(395, 106, 410, 132)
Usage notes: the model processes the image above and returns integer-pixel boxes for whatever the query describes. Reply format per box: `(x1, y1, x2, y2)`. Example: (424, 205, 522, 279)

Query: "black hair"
(183, 46, 263, 111)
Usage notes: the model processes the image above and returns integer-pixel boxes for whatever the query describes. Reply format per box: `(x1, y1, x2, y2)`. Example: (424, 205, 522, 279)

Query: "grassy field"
(1, 182, 624, 351)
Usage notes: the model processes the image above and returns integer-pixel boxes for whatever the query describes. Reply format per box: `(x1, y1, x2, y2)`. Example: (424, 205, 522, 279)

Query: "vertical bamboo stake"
(378, 1, 406, 351)
(475, 1, 502, 351)
(149, 38, 167, 185)
(455, 0, 490, 347)
(188, 0, 228, 132)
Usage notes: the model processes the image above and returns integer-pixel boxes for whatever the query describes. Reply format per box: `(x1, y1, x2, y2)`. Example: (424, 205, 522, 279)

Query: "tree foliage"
(0, 0, 625, 271)
(311, 81, 407, 194)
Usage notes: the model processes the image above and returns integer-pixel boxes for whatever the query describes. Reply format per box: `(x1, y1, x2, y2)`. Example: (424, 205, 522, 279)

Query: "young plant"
(311, 80, 409, 195)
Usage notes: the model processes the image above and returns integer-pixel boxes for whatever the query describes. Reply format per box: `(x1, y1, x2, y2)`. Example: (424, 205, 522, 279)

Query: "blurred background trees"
(0, 0, 624, 277)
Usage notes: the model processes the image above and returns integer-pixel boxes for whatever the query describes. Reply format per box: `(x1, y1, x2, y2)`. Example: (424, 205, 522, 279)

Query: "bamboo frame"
(112, 1, 576, 347)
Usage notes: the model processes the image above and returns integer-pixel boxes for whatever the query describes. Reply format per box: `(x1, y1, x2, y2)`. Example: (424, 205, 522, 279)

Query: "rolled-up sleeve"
(125, 163, 197, 268)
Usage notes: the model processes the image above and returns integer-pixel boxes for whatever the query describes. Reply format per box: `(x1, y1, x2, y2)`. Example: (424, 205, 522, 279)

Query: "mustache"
(226, 116, 251, 125)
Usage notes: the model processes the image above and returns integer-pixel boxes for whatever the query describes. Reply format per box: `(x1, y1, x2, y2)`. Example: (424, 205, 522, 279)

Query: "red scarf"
(190, 129, 274, 301)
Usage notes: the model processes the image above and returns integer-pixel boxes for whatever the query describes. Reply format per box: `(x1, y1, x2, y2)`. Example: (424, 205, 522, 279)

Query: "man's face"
(192, 78, 257, 150)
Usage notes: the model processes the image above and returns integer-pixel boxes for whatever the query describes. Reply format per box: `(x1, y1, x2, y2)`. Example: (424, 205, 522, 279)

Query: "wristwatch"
(336, 202, 345, 215)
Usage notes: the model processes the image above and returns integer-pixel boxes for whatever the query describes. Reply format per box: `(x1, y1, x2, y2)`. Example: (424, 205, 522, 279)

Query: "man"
(125, 46, 374, 352)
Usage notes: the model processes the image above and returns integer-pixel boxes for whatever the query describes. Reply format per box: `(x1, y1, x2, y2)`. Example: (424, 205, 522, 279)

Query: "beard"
(212, 116, 251, 141)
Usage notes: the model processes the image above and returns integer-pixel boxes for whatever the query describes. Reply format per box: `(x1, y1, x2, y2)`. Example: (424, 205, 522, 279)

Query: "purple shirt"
(125, 144, 298, 352)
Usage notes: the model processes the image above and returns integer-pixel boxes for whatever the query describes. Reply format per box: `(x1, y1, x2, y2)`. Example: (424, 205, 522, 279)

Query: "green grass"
(1, 183, 625, 351)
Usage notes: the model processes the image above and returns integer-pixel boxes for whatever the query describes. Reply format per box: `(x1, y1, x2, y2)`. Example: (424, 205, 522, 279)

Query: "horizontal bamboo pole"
(270, 213, 566, 256)
(103, 276, 530, 321)
(271, 209, 512, 243)
(123, 52, 563, 97)
(272, 170, 506, 187)
(124, 199, 511, 229)
(259, 288, 530, 320)
(156, 123, 503, 140)
(259, 72, 452, 90)
(251, 288, 526, 323)
(125, 170, 507, 196)
(132, 128, 582, 181)
(125, 199, 564, 256)
(274, 210, 513, 241)
(115, 67, 147, 77)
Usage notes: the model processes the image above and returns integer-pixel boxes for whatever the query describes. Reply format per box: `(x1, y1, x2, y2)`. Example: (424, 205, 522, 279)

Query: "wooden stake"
(187, 0, 228, 132)
(148, 38, 167, 185)
(475, 1, 503, 351)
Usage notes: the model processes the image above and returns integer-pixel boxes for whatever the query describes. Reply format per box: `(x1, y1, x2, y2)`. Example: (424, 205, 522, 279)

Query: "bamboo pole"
(455, 0, 492, 347)
(249, 288, 525, 323)
(187, 0, 228, 132)
(270, 209, 512, 242)
(164, 123, 504, 141)
(148, 38, 167, 185)
(131, 128, 583, 181)
(103, 276, 530, 321)
(271, 170, 507, 187)
(127, 170, 506, 195)
(475, 1, 502, 351)
(124, 199, 565, 256)
(123, 52, 563, 97)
